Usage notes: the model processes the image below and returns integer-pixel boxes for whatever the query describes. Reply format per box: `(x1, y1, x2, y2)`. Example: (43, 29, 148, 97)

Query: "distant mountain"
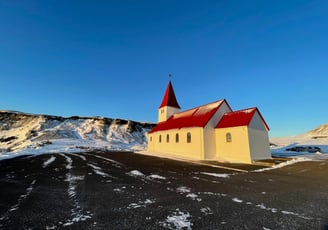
(0, 110, 155, 155)
(302, 123, 328, 138)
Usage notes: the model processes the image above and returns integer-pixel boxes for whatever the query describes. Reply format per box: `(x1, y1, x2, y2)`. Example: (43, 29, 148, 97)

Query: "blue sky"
(0, 0, 327, 137)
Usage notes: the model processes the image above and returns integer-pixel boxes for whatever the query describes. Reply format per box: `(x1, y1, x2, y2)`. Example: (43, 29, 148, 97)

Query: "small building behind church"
(147, 81, 271, 164)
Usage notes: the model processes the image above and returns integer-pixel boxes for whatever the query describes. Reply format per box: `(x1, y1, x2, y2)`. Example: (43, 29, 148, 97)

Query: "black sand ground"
(0, 151, 327, 229)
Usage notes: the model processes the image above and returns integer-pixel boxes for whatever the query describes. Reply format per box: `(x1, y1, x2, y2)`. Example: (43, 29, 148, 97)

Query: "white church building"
(147, 81, 271, 164)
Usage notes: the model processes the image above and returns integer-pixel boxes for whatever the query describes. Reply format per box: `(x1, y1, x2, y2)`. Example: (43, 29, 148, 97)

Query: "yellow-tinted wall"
(158, 106, 180, 123)
(147, 127, 204, 160)
(203, 101, 232, 159)
(215, 126, 252, 163)
(203, 125, 216, 159)
(215, 113, 271, 163)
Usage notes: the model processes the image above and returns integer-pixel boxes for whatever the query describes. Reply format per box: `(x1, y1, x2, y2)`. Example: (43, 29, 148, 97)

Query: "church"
(147, 81, 271, 164)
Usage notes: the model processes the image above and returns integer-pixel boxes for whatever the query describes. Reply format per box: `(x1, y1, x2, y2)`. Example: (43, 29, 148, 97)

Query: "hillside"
(0, 110, 155, 159)
(302, 123, 328, 138)
(270, 123, 328, 158)
(1, 110, 328, 161)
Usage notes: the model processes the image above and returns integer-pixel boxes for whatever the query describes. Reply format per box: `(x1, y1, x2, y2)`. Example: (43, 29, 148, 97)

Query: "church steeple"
(159, 81, 181, 109)
(158, 80, 181, 123)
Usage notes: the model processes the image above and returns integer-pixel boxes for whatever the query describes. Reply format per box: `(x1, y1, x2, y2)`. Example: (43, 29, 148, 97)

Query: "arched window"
(150, 136, 152, 142)
(159, 135, 162, 143)
(175, 133, 179, 143)
(166, 134, 169, 143)
(226, 132, 232, 143)
(187, 132, 191, 143)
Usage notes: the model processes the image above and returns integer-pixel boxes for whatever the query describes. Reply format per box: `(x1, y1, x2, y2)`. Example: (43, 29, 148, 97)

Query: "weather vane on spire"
(169, 73, 172, 79)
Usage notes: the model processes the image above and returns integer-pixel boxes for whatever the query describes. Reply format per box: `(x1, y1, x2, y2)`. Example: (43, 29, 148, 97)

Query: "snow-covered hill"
(270, 123, 328, 159)
(0, 110, 155, 160)
(1, 110, 328, 162)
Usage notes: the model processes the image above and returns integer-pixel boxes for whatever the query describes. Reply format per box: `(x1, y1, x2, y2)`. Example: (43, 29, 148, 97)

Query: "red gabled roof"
(215, 107, 270, 130)
(159, 81, 181, 109)
(149, 99, 229, 133)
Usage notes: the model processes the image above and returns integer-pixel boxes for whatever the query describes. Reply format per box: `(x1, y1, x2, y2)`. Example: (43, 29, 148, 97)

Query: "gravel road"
(0, 151, 327, 229)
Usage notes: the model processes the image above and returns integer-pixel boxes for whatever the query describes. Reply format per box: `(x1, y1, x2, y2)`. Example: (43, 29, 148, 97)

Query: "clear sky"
(0, 0, 327, 137)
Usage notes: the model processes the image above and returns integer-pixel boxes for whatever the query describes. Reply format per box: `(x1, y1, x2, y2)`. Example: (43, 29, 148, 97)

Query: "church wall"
(203, 101, 232, 159)
(147, 133, 155, 152)
(206, 101, 232, 128)
(147, 127, 204, 160)
(158, 106, 180, 123)
(249, 111, 268, 131)
(248, 128, 271, 161)
(248, 114, 271, 161)
(215, 126, 252, 163)
(203, 125, 216, 159)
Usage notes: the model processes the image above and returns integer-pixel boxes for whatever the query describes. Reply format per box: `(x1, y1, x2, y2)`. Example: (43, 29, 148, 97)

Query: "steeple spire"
(157, 79, 181, 123)
(159, 80, 181, 109)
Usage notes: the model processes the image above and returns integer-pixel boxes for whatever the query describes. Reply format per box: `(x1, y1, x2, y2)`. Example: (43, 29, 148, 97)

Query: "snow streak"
(87, 163, 116, 180)
(176, 186, 202, 202)
(0, 180, 36, 227)
(200, 172, 231, 178)
(60, 153, 73, 170)
(60, 154, 93, 227)
(197, 191, 313, 220)
(229, 196, 312, 220)
(127, 199, 155, 209)
(88, 154, 124, 168)
(70, 153, 87, 161)
(148, 174, 166, 180)
(43, 155, 56, 168)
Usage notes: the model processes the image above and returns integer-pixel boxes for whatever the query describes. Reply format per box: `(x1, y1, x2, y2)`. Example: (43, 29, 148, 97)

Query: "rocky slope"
(0, 110, 155, 155)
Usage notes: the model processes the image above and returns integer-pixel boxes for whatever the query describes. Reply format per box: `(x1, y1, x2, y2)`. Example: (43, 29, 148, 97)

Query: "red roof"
(149, 99, 228, 133)
(215, 107, 270, 130)
(159, 81, 181, 109)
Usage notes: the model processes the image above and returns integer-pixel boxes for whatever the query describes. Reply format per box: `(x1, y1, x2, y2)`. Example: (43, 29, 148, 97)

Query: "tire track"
(0, 179, 36, 227)
(58, 153, 93, 227)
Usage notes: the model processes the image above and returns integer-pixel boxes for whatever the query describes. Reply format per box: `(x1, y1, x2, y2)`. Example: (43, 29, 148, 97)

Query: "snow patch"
(148, 174, 166, 180)
(90, 154, 124, 168)
(186, 193, 202, 202)
(161, 209, 192, 230)
(113, 187, 125, 193)
(253, 157, 311, 172)
(270, 136, 328, 159)
(87, 163, 113, 179)
(232, 198, 243, 203)
(200, 207, 213, 215)
(230, 197, 313, 220)
(70, 153, 87, 161)
(199, 191, 227, 197)
(60, 153, 73, 170)
(127, 170, 145, 177)
(43, 156, 56, 168)
(176, 186, 201, 201)
(200, 172, 231, 178)
(127, 199, 155, 209)
(87, 163, 101, 170)
(126, 170, 166, 183)
(176, 186, 191, 194)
